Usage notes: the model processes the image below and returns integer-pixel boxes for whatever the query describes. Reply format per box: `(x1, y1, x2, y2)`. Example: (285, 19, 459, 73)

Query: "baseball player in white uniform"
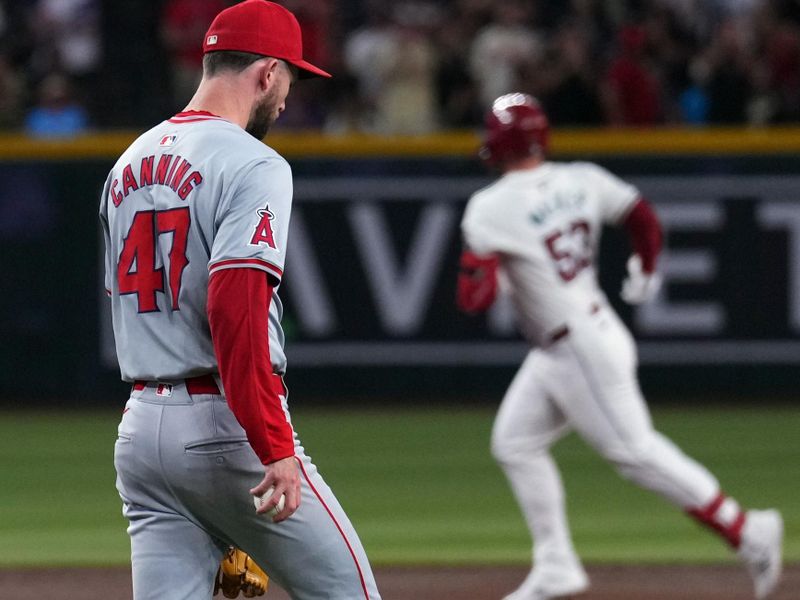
(458, 93, 784, 600)
(100, 2, 380, 598)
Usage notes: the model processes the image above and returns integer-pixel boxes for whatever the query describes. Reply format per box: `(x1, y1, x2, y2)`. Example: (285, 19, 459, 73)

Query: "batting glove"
(620, 254, 662, 305)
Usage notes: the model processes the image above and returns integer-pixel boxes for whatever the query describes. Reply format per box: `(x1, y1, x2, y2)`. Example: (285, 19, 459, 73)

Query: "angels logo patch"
(249, 204, 278, 249)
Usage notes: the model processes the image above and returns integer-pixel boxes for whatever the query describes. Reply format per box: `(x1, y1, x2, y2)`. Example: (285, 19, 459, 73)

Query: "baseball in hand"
(253, 486, 285, 517)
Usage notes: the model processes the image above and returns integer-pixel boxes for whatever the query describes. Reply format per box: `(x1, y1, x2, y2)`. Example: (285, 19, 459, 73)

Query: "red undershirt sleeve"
(207, 268, 294, 465)
(622, 197, 663, 273)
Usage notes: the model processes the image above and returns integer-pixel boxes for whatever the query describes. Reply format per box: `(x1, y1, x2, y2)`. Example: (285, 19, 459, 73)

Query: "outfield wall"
(1, 129, 798, 402)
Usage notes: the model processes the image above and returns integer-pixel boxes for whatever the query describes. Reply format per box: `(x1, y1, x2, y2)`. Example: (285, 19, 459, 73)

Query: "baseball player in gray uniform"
(99, 2, 380, 598)
(458, 93, 784, 600)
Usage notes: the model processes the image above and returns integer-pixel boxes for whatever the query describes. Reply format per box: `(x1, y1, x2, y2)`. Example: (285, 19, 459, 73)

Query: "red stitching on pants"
(294, 456, 371, 599)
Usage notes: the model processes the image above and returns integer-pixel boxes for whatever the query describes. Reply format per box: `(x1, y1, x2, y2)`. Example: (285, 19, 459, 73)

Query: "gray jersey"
(100, 111, 292, 382)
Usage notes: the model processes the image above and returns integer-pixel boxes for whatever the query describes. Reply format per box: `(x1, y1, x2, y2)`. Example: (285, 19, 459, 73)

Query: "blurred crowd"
(2, 0, 800, 137)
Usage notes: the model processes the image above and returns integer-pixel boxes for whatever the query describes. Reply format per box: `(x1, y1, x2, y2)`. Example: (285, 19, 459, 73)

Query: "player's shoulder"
(560, 160, 619, 181)
(468, 166, 532, 203)
(228, 133, 292, 183)
(236, 139, 292, 182)
(186, 120, 287, 164)
(465, 178, 503, 215)
(463, 176, 515, 230)
(468, 161, 553, 203)
(226, 126, 282, 159)
(467, 179, 498, 203)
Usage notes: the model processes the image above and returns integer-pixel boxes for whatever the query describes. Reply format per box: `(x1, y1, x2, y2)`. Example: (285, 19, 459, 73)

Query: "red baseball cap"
(203, 0, 331, 78)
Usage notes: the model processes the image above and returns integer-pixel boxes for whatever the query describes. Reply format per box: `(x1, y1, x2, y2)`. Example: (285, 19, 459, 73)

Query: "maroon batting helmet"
(479, 93, 550, 167)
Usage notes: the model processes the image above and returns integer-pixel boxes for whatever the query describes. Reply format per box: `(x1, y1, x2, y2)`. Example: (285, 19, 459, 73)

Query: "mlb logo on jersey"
(156, 383, 173, 397)
(159, 134, 178, 147)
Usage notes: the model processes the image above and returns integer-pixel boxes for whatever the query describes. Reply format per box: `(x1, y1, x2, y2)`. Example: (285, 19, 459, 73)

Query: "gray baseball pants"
(114, 381, 380, 600)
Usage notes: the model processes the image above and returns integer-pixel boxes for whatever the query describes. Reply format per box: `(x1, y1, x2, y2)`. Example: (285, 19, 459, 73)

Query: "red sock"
(687, 492, 746, 548)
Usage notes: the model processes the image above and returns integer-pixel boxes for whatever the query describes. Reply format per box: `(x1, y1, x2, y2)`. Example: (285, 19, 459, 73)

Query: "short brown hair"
(203, 50, 267, 76)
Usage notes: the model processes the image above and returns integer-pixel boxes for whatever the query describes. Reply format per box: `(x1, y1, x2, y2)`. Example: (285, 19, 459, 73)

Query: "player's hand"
(620, 254, 662, 305)
(456, 250, 500, 313)
(250, 456, 300, 522)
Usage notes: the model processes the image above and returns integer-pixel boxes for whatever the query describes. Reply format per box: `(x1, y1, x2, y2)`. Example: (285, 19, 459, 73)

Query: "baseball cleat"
(738, 509, 783, 599)
(502, 566, 589, 600)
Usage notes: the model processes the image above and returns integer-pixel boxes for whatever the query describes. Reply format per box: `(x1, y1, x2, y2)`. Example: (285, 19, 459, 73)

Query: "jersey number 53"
(117, 208, 190, 313)
(543, 219, 592, 282)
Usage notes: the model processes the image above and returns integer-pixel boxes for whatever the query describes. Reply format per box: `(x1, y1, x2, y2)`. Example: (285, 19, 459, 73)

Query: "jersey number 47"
(117, 208, 190, 313)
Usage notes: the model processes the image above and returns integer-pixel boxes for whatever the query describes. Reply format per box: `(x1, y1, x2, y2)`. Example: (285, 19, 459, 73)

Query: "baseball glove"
(214, 547, 269, 598)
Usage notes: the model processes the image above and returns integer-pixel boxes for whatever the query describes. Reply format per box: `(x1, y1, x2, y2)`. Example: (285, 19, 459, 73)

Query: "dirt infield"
(1, 564, 797, 599)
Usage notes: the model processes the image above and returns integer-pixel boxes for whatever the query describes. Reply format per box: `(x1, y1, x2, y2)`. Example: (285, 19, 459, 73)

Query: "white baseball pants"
(491, 305, 720, 570)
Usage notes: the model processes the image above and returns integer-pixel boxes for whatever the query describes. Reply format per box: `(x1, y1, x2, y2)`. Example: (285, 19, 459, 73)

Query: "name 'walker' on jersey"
(100, 111, 292, 382)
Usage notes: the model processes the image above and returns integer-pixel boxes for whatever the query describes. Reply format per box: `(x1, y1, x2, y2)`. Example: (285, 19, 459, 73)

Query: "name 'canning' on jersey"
(100, 111, 293, 382)
(461, 161, 639, 346)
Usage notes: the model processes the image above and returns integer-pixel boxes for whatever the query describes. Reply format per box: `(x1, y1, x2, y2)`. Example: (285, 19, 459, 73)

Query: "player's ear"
(258, 58, 281, 92)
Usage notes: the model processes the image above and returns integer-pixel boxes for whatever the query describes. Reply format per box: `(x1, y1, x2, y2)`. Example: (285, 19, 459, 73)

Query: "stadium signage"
(100, 174, 800, 368)
(282, 176, 800, 366)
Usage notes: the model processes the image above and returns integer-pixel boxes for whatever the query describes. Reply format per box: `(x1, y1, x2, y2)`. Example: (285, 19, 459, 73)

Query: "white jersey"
(461, 161, 639, 345)
(100, 111, 292, 382)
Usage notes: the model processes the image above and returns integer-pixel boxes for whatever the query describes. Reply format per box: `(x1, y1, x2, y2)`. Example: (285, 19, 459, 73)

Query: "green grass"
(0, 405, 797, 567)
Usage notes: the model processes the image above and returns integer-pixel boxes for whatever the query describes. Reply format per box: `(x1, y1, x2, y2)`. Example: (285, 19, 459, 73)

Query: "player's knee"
(591, 436, 653, 479)
(490, 414, 527, 462)
(491, 426, 520, 465)
(490, 418, 510, 461)
(614, 457, 644, 483)
(601, 439, 657, 482)
(490, 430, 546, 466)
